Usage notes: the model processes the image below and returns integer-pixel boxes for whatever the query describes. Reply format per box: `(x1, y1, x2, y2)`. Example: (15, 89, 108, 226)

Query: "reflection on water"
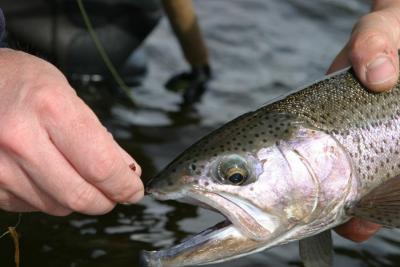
(1, 0, 400, 266)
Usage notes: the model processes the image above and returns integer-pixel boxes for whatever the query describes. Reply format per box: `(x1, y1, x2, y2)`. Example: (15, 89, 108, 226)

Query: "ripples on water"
(1, 1, 399, 266)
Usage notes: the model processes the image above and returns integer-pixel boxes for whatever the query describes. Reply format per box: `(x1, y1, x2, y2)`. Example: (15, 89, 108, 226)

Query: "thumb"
(347, 11, 400, 92)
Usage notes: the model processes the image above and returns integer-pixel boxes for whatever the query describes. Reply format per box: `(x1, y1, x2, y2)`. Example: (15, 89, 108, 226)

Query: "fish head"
(144, 111, 355, 266)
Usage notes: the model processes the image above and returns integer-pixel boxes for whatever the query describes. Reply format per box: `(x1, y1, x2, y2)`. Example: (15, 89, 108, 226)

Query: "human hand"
(0, 48, 143, 216)
(328, 0, 400, 91)
(327, 0, 400, 241)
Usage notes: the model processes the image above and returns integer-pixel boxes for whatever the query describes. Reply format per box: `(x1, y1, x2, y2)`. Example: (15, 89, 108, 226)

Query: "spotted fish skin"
(265, 69, 400, 196)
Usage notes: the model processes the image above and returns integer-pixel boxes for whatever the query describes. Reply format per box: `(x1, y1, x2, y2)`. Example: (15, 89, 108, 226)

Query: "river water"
(1, 0, 400, 266)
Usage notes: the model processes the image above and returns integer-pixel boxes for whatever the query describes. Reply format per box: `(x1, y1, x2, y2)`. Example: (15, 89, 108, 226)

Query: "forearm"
(161, 0, 209, 67)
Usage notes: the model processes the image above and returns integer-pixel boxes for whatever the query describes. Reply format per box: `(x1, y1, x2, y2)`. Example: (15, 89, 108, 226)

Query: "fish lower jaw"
(140, 220, 244, 267)
(180, 219, 233, 243)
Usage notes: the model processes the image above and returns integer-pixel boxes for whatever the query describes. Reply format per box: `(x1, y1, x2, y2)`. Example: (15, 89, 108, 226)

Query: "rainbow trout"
(141, 68, 400, 267)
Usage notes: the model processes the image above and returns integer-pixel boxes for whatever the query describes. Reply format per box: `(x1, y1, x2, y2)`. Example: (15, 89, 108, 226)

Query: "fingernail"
(366, 55, 396, 84)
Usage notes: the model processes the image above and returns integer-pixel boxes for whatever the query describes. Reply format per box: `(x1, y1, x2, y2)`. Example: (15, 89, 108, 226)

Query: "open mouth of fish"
(141, 189, 282, 266)
(153, 189, 279, 242)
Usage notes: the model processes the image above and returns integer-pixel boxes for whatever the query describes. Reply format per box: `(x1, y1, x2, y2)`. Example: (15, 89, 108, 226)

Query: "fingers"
(335, 218, 381, 243)
(36, 90, 144, 205)
(328, 5, 400, 91)
(0, 189, 38, 213)
(25, 132, 116, 215)
(0, 151, 71, 215)
(0, 114, 115, 215)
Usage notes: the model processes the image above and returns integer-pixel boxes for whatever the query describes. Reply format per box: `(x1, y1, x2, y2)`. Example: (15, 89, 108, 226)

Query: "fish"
(140, 67, 400, 267)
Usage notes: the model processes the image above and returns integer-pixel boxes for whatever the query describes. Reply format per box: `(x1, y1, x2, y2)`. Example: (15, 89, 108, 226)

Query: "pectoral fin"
(347, 176, 400, 227)
(299, 230, 333, 267)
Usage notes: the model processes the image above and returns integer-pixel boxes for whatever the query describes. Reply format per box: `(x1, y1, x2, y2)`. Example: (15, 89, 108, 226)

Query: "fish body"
(141, 68, 400, 267)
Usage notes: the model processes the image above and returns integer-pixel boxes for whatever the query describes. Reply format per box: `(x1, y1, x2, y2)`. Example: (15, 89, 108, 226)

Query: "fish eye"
(217, 155, 250, 185)
(226, 168, 248, 185)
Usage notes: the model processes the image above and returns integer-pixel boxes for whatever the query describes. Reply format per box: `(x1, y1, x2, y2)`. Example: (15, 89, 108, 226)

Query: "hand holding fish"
(0, 49, 143, 215)
(328, 0, 400, 92)
(328, 0, 400, 242)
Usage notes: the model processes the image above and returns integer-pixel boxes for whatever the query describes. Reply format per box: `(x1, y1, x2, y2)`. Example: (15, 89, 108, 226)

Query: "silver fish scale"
(264, 69, 400, 197)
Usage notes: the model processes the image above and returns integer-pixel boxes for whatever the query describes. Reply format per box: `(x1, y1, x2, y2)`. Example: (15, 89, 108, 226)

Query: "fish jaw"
(143, 181, 288, 267)
(148, 184, 280, 241)
(186, 190, 280, 240)
(140, 221, 265, 267)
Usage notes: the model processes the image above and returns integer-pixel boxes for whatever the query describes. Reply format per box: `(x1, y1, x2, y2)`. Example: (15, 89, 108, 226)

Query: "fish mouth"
(143, 183, 289, 266)
(186, 190, 279, 241)
(150, 187, 279, 242)
(142, 189, 282, 266)
(140, 219, 246, 267)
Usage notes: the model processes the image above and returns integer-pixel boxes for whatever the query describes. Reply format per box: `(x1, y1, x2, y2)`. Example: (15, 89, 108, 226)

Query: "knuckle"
(112, 183, 139, 202)
(67, 185, 97, 213)
(348, 31, 391, 70)
(0, 121, 30, 157)
(33, 86, 68, 118)
(66, 185, 114, 215)
(87, 153, 120, 184)
(350, 13, 393, 54)
(350, 31, 387, 52)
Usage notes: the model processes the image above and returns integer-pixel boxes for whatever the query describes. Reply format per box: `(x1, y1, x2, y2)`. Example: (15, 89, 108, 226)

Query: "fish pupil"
(228, 173, 245, 184)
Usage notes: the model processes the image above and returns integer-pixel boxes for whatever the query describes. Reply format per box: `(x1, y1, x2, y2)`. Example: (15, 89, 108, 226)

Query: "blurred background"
(1, 0, 399, 266)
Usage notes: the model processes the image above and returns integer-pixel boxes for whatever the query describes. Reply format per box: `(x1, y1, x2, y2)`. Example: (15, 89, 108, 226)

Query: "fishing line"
(76, 0, 136, 106)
